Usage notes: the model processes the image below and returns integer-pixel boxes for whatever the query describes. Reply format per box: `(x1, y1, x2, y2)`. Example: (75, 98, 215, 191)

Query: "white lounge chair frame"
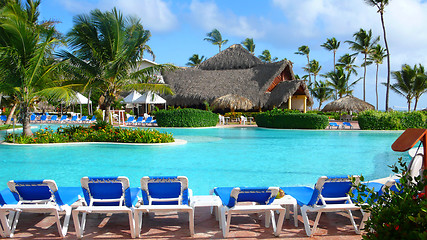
(300, 176, 362, 236)
(0, 180, 72, 238)
(134, 176, 194, 237)
(72, 176, 136, 238)
(218, 187, 286, 238)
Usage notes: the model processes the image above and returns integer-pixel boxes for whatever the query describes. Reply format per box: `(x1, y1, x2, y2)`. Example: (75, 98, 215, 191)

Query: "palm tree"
(364, 0, 391, 111)
(412, 64, 427, 111)
(336, 53, 359, 92)
(368, 44, 387, 110)
(310, 80, 333, 110)
(204, 29, 228, 52)
(346, 28, 380, 101)
(324, 67, 360, 99)
(58, 8, 175, 122)
(388, 64, 418, 111)
(241, 38, 255, 54)
(0, 0, 74, 135)
(186, 54, 205, 67)
(295, 45, 311, 83)
(304, 60, 322, 83)
(258, 50, 278, 63)
(321, 37, 340, 71)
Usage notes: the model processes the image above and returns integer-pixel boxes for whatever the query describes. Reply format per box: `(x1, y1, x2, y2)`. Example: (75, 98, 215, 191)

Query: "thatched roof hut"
(322, 95, 375, 112)
(212, 94, 254, 111)
(163, 44, 313, 111)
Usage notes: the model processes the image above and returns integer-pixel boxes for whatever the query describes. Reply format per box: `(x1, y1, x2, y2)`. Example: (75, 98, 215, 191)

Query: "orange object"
(392, 128, 427, 193)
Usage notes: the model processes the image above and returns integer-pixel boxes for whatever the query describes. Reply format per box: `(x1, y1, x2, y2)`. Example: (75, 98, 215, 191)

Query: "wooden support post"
(303, 96, 307, 113)
(288, 96, 292, 110)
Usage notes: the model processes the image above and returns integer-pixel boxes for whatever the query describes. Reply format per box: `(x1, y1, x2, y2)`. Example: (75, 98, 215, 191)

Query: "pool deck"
(2, 121, 370, 239)
(6, 207, 364, 239)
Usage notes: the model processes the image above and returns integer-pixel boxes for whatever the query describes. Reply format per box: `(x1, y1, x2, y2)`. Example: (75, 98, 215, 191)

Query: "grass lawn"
(0, 124, 22, 130)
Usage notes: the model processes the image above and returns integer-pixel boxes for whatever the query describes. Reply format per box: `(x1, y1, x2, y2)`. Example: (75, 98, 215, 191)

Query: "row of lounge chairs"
(0, 174, 390, 238)
(329, 121, 353, 129)
(124, 116, 157, 126)
(30, 114, 96, 124)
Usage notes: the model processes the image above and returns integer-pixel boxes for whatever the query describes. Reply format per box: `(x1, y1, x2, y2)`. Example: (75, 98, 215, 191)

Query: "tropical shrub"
(358, 110, 427, 130)
(255, 108, 329, 129)
(4, 125, 174, 144)
(155, 108, 218, 127)
(94, 109, 103, 122)
(351, 158, 427, 239)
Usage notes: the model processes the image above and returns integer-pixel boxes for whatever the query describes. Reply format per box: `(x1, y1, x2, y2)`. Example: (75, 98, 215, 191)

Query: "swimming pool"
(0, 126, 407, 194)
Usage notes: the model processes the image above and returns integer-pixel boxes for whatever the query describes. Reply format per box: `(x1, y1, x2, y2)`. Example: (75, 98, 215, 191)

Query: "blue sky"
(38, 0, 427, 110)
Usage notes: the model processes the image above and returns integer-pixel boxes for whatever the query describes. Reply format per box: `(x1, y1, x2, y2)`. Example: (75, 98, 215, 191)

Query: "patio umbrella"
(212, 94, 253, 111)
(322, 95, 374, 113)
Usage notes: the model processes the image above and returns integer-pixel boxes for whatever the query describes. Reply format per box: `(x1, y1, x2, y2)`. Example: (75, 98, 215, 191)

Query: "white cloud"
(189, 0, 266, 38)
(58, 0, 178, 32)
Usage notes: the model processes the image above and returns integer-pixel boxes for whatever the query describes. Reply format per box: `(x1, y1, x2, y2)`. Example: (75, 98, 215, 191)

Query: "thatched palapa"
(212, 94, 253, 111)
(163, 44, 313, 111)
(322, 95, 375, 112)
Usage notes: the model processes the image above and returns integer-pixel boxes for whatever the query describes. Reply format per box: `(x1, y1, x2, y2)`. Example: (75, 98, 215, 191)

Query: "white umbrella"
(122, 90, 142, 104)
(134, 91, 167, 113)
(70, 92, 92, 116)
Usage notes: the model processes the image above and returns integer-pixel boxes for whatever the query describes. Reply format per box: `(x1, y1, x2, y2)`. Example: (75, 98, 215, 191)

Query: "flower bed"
(4, 122, 174, 144)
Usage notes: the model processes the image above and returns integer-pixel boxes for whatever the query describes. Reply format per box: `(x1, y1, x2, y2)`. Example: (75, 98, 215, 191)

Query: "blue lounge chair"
(134, 176, 194, 237)
(48, 115, 58, 122)
(0, 115, 7, 121)
(135, 116, 144, 126)
(0, 180, 82, 238)
(59, 115, 68, 123)
(77, 116, 88, 122)
(342, 122, 353, 129)
(0, 189, 18, 238)
(39, 115, 47, 123)
(30, 114, 36, 122)
(143, 116, 153, 126)
(328, 122, 340, 129)
(125, 116, 135, 125)
(88, 116, 96, 122)
(72, 176, 140, 238)
(213, 187, 285, 238)
(282, 176, 363, 236)
(69, 115, 78, 123)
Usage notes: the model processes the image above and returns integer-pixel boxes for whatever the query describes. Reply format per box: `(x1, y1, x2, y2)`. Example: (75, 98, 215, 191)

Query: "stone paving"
(5, 207, 364, 239)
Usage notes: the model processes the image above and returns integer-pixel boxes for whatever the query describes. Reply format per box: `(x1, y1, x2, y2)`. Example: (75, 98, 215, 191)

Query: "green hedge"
(358, 110, 427, 130)
(155, 108, 218, 127)
(254, 109, 329, 129)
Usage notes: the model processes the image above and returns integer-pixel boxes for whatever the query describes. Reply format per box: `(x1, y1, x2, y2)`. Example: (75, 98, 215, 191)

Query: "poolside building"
(163, 44, 313, 112)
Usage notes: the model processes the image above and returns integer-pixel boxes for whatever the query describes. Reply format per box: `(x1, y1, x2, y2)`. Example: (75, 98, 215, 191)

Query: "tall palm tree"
(412, 64, 427, 111)
(367, 44, 387, 110)
(310, 80, 333, 110)
(204, 29, 228, 52)
(295, 45, 311, 83)
(364, 0, 391, 111)
(320, 37, 340, 71)
(0, 0, 73, 135)
(58, 8, 175, 122)
(241, 38, 255, 54)
(186, 54, 205, 67)
(324, 67, 360, 99)
(345, 28, 380, 101)
(388, 64, 418, 111)
(303, 60, 322, 83)
(258, 50, 278, 63)
(336, 53, 359, 92)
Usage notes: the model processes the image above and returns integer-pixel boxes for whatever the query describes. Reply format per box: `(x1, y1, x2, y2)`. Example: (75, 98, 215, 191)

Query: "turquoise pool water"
(0, 126, 407, 194)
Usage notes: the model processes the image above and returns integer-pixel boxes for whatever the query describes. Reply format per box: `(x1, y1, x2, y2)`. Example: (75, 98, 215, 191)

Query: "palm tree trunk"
(407, 97, 411, 112)
(333, 50, 336, 72)
(5, 103, 17, 125)
(414, 97, 419, 111)
(21, 103, 32, 136)
(381, 12, 391, 111)
(318, 101, 323, 110)
(307, 55, 311, 85)
(375, 63, 379, 110)
(363, 53, 367, 101)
